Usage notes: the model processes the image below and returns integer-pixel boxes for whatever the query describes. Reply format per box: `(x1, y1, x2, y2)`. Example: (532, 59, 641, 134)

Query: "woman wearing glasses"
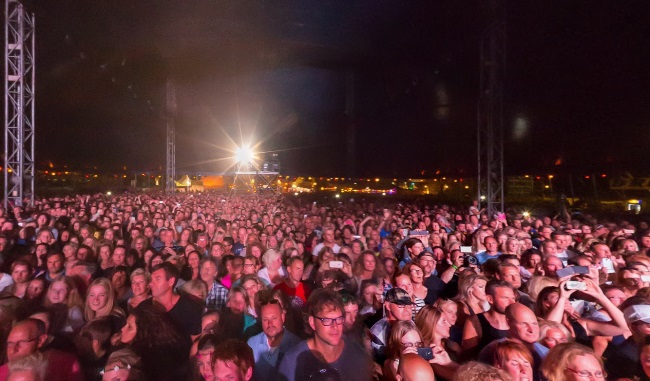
(403, 263, 428, 317)
(383, 320, 425, 381)
(541, 342, 606, 381)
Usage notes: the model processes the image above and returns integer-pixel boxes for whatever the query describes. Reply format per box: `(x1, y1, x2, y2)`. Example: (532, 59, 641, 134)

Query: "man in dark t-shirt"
(277, 289, 373, 381)
(148, 262, 202, 337)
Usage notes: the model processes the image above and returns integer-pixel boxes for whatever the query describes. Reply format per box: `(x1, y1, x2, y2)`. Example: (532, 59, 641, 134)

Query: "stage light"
(235, 145, 254, 165)
(522, 211, 530, 217)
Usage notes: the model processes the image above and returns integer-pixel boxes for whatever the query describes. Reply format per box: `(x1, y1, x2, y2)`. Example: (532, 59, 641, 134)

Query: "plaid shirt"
(206, 280, 229, 311)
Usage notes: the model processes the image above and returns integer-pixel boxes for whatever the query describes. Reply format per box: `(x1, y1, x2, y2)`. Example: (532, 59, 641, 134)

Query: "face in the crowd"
(129, 274, 148, 298)
(48, 280, 70, 304)
(470, 279, 487, 300)
(435, 315, 452, 339)
(409, 265, 424, 284)
(563, 354, 605, 381)
(418, 254, 436, 276)
(211, 244, 224, 258)
(508, 306, 539, 344)
(309, 305, 344, 347)
(543, 241, 558, 256)
(112, 271, 127, 290)
(507, 239, 520, 254)
(488, 286, 516, 314)
(408, 241, 425, 257)
(242, 279, 259, 304)
(12, 264, 30, 284)
(250, 245, 262, 258)
(227, 292, 247, 315)
(394, 275, 414, 296)
(386, 301, 413, 321)
(384, 259, 396, 276)
(196, 346, 215, 381)
(439, 302, 458, 325)
(604, 288, 626, 307)
(343, 302, 359, 331)
(200, 261, 218, 283)
(500, 266, 522, 289)
(242, 258, 257, 275)
(6, 323, 41, 362)
(112, 248, 126, 267)
(363, 254, 376, 272)
(362, 284, 378, 305)
(543, 257, 563, 278)
(26, 279, 45, 300)
(485, 237, 499, 253)
(120, 315, 137, 344)
(500, 352, 533, 381)
(149, 269, 173, 298)
(88, 285, 109, 312)
(540, 328, 568, 349)
(527, 254, 541, 268)
(399, 330, 422, 355)
(213, 359, 251, 381)
(231, 258, 244, 275)
(287, 260, 304, 283)
(261, 302, 285, 340)
(592, 244, 611, 259)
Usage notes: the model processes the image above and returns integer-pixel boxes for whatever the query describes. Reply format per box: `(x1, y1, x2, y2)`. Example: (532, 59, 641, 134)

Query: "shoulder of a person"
(247, 330, 266, 346)
(281, 339, 308, 359)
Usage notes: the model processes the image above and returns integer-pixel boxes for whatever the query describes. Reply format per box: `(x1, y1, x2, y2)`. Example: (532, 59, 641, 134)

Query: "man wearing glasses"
(0, 318, 83, 381)
(418, 251, 445, 304)
(278, 289, 373, 381)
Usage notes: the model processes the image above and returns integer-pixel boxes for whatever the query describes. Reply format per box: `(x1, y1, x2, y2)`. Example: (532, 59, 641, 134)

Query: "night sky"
(28, 1, 650, 177)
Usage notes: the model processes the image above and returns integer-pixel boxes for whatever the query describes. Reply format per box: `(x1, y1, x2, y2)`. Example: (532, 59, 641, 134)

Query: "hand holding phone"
(417, 347, 434, 361)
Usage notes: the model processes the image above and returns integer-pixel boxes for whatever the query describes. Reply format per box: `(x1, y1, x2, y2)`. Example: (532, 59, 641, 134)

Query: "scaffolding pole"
(477, 0, 506, 218)
(165, 77, 176, 195)
(4, 0, 35, 208)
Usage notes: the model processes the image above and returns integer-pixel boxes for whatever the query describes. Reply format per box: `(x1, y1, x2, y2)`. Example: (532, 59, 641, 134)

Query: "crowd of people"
(0, 192, 647, 380)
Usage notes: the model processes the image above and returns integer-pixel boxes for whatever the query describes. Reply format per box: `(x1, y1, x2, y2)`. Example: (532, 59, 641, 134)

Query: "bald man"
(505, 303, 548, 381)
(0, 319, 82, 381)
(396, 353, 435, 381)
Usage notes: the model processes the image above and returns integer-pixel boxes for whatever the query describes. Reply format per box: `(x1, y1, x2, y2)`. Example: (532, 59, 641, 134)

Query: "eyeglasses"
(565, 368, 607, 379)
(99, 364, 132, 376)
(312, 315, 345, 326)
(400, 341, 423, 348)
(410, 269, 423, 275)
(7, 337, 38, 348)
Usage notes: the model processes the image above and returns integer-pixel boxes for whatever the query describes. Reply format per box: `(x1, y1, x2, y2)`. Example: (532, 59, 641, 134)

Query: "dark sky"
(28, 1, 650, 177)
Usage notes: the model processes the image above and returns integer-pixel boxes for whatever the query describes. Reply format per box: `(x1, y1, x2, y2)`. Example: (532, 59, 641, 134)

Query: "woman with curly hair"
(119, 304, 191, 381)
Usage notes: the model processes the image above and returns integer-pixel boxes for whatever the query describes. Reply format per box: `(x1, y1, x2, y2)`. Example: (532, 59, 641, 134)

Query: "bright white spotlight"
(235, 146, 254, 165)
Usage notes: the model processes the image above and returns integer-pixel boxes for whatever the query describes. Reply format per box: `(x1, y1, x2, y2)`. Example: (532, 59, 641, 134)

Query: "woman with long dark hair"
(119, 304, 191, 381)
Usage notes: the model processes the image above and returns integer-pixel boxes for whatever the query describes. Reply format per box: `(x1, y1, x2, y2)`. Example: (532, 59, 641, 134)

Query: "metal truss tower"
(229, 154, 282, 197)
(165, 77, 176, 195)
(4, 0, 35, 208)
(477, 0, 506, 218)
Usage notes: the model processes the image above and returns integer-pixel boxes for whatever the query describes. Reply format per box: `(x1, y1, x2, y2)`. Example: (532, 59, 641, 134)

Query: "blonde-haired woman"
(84, 278, 124, 321)
(541, 342, 606, 381)
(257, 249, 286, 287)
